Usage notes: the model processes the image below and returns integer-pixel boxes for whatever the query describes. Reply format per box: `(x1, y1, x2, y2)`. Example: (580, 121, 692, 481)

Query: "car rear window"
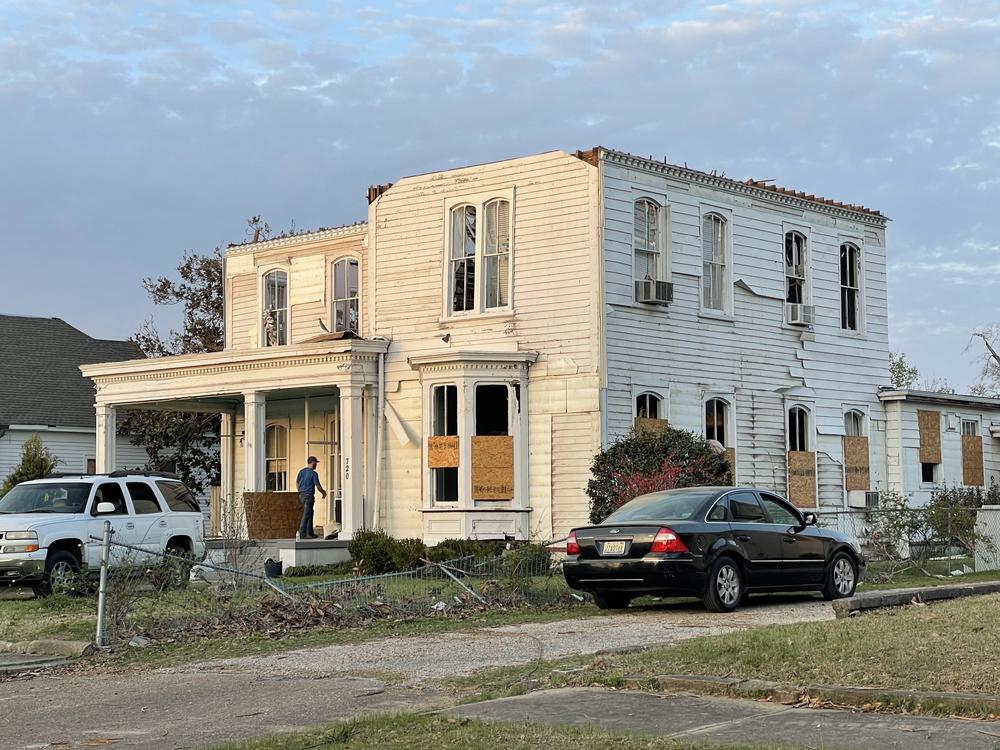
(604, 489, 719, 523)
(155, 481, 201, 513)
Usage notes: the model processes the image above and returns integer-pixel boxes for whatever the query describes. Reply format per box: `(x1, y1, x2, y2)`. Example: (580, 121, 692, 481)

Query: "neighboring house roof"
(878, 388, 1000, 411)
(0, 315, 141, 429)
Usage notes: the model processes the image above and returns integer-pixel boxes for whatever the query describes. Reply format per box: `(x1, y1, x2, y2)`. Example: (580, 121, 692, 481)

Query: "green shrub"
(587, 426, 732, 524)
(427, 538, 505, 563)
(348, 530, 427, 575)
(390, 538, 428, 572)
(282, 562, 355, 578)
(500, 543, 551, 576)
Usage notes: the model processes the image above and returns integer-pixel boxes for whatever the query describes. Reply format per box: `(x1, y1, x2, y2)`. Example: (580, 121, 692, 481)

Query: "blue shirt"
(296, 467, 320, 494)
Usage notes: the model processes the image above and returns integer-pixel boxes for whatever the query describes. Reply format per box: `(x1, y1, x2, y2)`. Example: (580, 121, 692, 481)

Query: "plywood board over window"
(918, 410, 942, 464)
(843, 436, 870, 491)
(471, 435, 514, 500)
(962, 435, 985, 487)
(787, 451, 817, 508)
(634, 417, 669, 435)
(428, 436, 459, 469)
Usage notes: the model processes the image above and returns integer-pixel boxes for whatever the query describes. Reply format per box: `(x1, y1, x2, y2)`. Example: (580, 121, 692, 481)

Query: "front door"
(727, 491, 784, 588)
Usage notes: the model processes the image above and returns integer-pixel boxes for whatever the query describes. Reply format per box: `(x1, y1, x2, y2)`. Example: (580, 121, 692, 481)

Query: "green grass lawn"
(0, 591, 97, 642)
(211, 713, 792, 750)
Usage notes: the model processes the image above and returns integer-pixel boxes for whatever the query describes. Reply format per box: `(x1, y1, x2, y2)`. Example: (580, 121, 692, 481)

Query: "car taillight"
(650, 527, 688, 554)
(566, 531, 581, 555)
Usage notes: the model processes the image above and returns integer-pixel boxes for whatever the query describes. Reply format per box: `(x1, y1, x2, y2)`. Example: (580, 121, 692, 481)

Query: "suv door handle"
(158, 520, 167, 527)
(126, 522, 135, 530)
(736, 534, 751, 542)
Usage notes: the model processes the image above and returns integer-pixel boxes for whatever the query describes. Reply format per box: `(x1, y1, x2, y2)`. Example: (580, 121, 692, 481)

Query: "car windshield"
(0, 483, 91, 514)
(604, 489, 720, 523)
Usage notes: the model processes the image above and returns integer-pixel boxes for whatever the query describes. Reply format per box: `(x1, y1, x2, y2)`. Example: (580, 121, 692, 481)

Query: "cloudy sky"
(1, 0, 998, 389)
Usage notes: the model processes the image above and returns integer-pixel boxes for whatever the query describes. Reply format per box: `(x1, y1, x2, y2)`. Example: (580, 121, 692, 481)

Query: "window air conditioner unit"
(635, 280, 673, 306)
(786, 302, 815, 326)
(865, 491, 880, 509)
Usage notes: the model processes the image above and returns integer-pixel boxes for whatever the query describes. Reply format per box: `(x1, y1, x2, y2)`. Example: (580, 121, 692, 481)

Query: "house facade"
(80, 148, 1000, 543)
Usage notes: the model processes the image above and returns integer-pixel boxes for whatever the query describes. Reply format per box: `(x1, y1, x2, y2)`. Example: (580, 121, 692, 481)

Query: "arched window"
(788, 406, 810, 452)
(840, 243, 861, 331)
(262, 270, 288, 346)
(705, 398, 730, 447)
(332, 258, 360, 334)
(265, 424, 288, 491)
(450, 204, 477, 312)
(635, 392, 662, 420)
(784, 231, 808, 305)
(483, 198, 511, 309)
(634, 199, 660, 282)
(844, 410, 865, 437)
(702, 213, 727, 311)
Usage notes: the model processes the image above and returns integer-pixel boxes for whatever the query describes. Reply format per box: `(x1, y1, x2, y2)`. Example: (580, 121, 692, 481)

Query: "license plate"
(601, 540, 626, 556)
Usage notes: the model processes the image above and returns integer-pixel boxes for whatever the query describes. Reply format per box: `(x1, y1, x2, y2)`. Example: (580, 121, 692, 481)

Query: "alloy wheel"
(833, 558, 855, 595)
(49, 561, 76, 594)
(716, 564, 740, 607)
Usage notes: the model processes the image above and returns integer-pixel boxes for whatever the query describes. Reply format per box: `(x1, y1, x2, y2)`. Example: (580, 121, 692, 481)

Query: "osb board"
(428, 436, 459, 469)
(962, 434, 985, 487)
(243, 492, 301, 539)
(634, 417, 669, 435)
(472, 435, 514, 500)
(725, 448, 736, 470)
(843, 436, 870, 492)
(918, 410, 942, 464)
(787, 451, 817, 508)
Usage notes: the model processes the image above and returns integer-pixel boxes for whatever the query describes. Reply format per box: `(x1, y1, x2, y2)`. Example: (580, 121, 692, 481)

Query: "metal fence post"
(95, 520, 112, 647)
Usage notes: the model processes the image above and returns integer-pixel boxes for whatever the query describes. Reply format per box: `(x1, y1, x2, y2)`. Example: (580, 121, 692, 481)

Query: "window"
(448, 197, 513, 315)
(86, 458, 96, 474)
(706, 498, 730, 522)
(127, 483, 162, 514)
(702, 213, 727, 311)
(921, 462, 939, 483)
(759, 493, 799, 526)
(729, 491, 766, 522)
(634, 199, 660, 282)
(328, 411, 342, 519)
(91, 483, 127, 516)
(450, 205, 477, 313)
(962, 419, 979, 437)
(705, 398, 729, 446)
(432, 385, 459, 503)
(844, 410, 865, 437)
(788, 406, 810, 452)
(785, 231, 807, 305)
(262, 270, 288, 346)
(476, 384, 510, 436)
(635, 392, 662, 420)
(265, 424, 288, 491)
(332, 258, 360, 334)
(155, 481, 201, 513)
(840, 243, 861, 331)
(483, 199, 511, 309)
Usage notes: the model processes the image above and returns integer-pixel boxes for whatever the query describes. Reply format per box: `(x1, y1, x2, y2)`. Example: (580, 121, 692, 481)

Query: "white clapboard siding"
(551, 412, 599, 535)
(0, 429, 148, 478)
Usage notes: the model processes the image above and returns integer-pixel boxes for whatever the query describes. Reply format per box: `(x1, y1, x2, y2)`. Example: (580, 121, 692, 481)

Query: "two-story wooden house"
(81, 148, 1000, 543)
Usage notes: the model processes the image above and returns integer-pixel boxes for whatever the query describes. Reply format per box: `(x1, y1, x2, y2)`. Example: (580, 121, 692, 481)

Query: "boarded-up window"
(472, 385, 513, 500)
(962, 420, 984, 487)
(787, 451, 817, 507)
(917, 410, 942, 464)
(843, 436, 870, 491)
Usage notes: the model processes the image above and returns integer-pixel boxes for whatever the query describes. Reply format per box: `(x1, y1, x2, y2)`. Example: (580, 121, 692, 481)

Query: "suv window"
(759, 493, 800, 526)
(92, 482, 128, 516)
(155, 481, 200, 513)
(127, 482, 162, 515)
(729, 491, 766, 522)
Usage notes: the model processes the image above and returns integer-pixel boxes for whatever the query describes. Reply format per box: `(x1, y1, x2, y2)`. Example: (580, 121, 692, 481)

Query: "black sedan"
(563, 487, 864, 612)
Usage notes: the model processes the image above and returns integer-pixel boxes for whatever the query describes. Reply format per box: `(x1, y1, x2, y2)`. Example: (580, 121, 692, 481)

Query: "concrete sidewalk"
(446, 687, 1000, 749)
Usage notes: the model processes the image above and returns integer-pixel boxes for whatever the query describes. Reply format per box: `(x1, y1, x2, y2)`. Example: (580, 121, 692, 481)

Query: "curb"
(0, 639, 94, 658)
(833, 581, 1000, 618)
(624, 673, 1000, 717)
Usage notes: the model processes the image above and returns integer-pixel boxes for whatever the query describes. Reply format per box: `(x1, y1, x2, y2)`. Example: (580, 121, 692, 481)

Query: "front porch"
(81, 337, 389, 540)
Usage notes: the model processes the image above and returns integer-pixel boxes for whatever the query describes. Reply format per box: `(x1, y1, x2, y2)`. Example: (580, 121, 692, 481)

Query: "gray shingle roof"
(0, 315, 141, 429)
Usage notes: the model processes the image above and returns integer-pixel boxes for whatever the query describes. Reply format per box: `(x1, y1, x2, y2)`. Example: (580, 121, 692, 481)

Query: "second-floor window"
(785, 231, 808, 305)
(634, 199, 660, 282)
(262, 270, 288, 347)
(702, 213, 727, 312)
(332, 258, 360, 334)
(448, 197, 513, 315)
(840, 243, 861, 331)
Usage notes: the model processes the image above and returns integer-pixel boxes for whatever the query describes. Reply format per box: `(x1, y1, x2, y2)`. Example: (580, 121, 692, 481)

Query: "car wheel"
(703, 557, 743, 613)
(822, 552, 857, 600)
(592, 592, 632, 610)
(34, 551, 81, 598)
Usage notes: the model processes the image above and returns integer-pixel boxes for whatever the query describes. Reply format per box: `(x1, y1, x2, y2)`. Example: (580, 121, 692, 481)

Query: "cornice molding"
(226, 222, 368, 256)
(408, 350, 539, 372)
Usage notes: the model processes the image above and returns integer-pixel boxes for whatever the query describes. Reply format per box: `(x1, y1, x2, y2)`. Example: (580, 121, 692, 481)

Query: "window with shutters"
(701, 213, 729, 312)
(331, 257, 360, 334)
(445, 192, 514, 316)
(261, 269, 288, 346)
(840, 242, 862, 331)
(784, 231, 808, 305)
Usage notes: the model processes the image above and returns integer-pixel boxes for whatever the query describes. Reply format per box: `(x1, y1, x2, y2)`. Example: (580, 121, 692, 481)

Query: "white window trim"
(699, 205, 734, 317)
(961, 417, 981, 437)
(785, 401, 815, 452)
(782, 225, 812, 322)
(631, 193, 672, 287)
(329, 255, 362, 335)
(630, 383, 670, 423)
(634, 391, 665, 420)
(259, 264, 291, 347)
(838, 237, 866, 335)
(442, 188, 516, 319)
(843, 408, 868, 437)
(703, 391, 737, 480)
(264, 419, 290, 491)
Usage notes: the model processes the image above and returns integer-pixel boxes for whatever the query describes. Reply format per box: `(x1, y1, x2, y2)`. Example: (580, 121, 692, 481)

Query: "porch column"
(243, 391, 266, 492)
(340, 384, 365, 539)
(95, 403, 116, 473)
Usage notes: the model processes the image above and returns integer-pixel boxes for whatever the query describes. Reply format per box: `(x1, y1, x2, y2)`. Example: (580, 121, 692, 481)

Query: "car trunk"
(573, 524, 667, 559)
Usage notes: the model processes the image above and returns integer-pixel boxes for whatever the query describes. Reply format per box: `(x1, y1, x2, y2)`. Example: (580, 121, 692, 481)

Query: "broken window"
(262, 270, 288, 346)
(476, 384, 509, 436)
(844, 410, 865, 437)
(332, 258, 360, 333)
(921, 462, 939, 483)
(635, 392, 662, 420)
(432, 385, 459, 502)
(840, 243, 861, 331)
(785, 231, 807, 305)
(702, 214, 727, 311)
(265, 424, 288, 491)
(634, 199, 660, 282)
(705, 398, 729, 447)
(450, 205, 477, 313)
(483, 199, 511, 309)
(788, 406, 810, 452)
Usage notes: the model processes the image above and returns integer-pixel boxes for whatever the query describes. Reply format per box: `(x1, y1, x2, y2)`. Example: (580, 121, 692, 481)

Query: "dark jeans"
(298, 492, 315, 538)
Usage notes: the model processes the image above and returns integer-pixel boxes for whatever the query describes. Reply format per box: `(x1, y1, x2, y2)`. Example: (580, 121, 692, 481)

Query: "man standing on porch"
(296, 457, 327, 540)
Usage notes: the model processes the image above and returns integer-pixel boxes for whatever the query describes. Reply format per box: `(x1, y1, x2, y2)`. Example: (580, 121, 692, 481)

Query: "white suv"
(0, 472, 206, 595)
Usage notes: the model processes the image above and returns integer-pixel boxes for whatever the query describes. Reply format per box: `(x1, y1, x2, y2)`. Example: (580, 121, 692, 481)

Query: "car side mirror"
(802, 512, 818, 526)
(96, 501, 116, 515)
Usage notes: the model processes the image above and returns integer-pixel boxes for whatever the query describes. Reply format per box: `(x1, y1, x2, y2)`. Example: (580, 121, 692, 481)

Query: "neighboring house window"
(634, 199, 660, 282)
(483, 199, 511, 309)
(635, 392, 662, 419)
(705, 398, 729, 446)
(450, 205, 477, 313)
(702, 213, 727, 311)
(844, 410, 865, 437)
(262, 270, 288, 346)
(265, 424, 288, 491)
(788, 406, 810, 452)
(840, 243, 861, 331)
(432, 384, 459, 502)
(785, 231, 808, 305)
(332, 258, 360, 334)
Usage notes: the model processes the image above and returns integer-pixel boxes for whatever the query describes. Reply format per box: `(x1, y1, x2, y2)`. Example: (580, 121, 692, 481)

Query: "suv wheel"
(33, 551, 81, 598)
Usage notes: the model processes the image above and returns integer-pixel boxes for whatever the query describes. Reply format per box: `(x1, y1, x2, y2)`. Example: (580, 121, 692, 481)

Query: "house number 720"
(344, 458, 350, 481)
